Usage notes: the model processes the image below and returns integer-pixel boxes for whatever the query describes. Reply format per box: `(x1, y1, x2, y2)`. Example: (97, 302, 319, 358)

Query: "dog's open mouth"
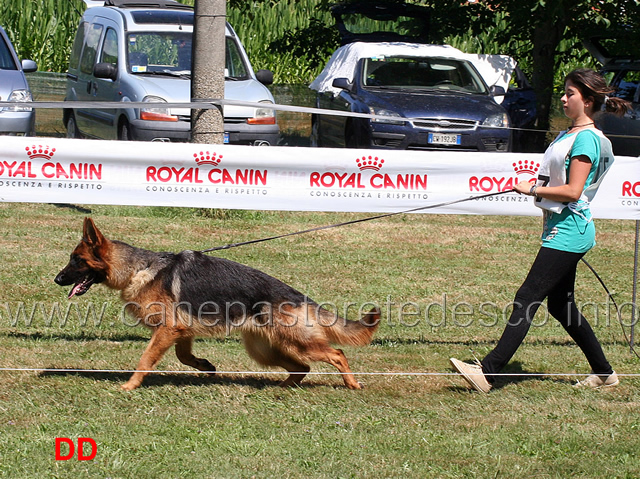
(68, 277, 96, 298)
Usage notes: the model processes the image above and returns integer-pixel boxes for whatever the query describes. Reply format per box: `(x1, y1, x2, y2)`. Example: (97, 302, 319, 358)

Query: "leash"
(581, 258, 640, 360)
(200, 189, 639, 360)
(200, 189, 512, 253)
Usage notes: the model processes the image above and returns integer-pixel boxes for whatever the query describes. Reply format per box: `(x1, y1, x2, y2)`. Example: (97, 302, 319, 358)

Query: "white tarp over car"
(309, 42, 516, 104)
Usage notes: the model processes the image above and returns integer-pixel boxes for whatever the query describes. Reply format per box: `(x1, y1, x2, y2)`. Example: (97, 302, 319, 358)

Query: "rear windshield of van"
(131, 11, 194, 25)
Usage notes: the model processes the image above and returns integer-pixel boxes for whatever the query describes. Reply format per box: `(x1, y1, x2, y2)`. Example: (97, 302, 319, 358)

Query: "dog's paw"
(197, 360, 216, 375)
(120, 381, 140, 392)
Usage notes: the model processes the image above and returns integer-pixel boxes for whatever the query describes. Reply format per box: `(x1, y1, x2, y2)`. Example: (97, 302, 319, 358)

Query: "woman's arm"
(514, 156, 592, 202)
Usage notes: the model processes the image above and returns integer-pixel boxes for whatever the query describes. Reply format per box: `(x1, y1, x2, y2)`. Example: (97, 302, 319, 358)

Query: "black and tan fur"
(55, 218, 380, 391)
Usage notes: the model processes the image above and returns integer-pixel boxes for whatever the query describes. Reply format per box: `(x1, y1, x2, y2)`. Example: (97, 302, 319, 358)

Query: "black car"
(309, 2, 513, 151)
(584, 34, 640, 157)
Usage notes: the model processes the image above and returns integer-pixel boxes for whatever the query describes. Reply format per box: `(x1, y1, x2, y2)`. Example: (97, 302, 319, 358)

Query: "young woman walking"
(450, 68, 630, 392)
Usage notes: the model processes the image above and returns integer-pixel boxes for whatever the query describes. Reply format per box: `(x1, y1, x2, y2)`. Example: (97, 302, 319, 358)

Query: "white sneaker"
(574, 371, 619, 389)
(450, 357, 492, 393)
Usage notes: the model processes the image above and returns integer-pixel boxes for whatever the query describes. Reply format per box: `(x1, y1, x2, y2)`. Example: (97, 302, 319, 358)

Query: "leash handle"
(200, 189, 514, 253)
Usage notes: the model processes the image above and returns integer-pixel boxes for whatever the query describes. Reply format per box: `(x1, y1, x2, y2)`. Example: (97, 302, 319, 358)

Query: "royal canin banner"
(0, 136, 638, 220)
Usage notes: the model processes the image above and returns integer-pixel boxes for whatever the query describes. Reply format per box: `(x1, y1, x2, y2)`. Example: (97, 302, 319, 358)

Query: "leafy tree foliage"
(427, 0, 640, 147)
(327, 0, 640, 148)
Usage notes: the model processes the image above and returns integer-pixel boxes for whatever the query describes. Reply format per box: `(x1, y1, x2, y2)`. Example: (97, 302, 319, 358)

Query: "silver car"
(0, 25, 37, 136)
(64, 0, 279, 145)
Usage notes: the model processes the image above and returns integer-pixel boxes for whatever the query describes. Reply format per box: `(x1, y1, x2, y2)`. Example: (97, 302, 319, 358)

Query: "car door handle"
(86, 81, 98, 95)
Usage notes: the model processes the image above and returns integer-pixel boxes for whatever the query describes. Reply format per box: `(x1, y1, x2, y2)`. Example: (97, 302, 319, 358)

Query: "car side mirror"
(94, 62, 117, 81)
(332, 77, 354, 92)
(21, 59, 37, 73)
(256, 69, 274, 86)
(490, 85, 506, 97)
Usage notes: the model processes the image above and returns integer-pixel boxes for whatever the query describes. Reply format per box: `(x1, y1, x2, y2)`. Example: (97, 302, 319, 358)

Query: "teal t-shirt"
(541, 129, 601, 253)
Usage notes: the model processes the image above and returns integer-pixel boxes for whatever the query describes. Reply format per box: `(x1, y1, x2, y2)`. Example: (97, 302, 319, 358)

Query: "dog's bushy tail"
(319, 306, 381, 346)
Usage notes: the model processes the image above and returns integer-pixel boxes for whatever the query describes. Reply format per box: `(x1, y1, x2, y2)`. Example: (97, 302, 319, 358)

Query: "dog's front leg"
(175, 337, 216, 374)
(122, 326, 179, 391)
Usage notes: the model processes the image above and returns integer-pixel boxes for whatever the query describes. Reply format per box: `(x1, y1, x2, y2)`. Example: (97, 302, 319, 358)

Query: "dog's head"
(55, 217, 109, 298)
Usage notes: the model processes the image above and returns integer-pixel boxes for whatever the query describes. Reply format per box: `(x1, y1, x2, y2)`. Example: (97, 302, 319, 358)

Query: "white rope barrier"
(0, 367, 638, 378)
(1, 98, 638, 139)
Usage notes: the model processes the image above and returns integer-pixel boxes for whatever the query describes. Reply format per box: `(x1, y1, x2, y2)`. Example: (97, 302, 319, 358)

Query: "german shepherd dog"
(55, 218, 380, 391)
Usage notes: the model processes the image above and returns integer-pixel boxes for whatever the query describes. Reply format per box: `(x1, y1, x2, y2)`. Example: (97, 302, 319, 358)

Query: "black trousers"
(481, 247, 613, 381)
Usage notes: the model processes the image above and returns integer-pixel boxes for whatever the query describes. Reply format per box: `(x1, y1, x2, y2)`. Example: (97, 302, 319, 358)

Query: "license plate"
(428, 133, 461, 145)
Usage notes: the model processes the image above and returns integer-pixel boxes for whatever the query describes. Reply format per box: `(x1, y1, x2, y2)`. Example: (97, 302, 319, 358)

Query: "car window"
(225, 37, 248, 79)
(127, 32, 191, 73)
(362, 57, 486, 93)
(126, 32, 248, 79)
(100, 28, 119, 66)
(80, 23, 104, 75)
(0, 34, 18, 70)
(69, 22, 86, 71)
(613, 70, 640, 104)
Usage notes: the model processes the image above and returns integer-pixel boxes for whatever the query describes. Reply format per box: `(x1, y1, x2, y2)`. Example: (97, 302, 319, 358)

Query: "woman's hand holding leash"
(513, 179, 536, 196)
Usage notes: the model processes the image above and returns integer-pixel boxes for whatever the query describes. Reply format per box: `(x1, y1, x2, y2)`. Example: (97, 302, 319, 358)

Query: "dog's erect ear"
(82, 217, 105, 246)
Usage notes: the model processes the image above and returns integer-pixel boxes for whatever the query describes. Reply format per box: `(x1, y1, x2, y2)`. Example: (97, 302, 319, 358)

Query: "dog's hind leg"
(175, 337, 216, 374)
(121, 326, 179, 391)
(308, 346, 363, 390)
(242, 332, 311, 387)
(276, 358, 311, 388)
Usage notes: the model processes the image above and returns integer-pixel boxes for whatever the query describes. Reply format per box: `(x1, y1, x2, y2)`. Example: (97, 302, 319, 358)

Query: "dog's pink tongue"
(68, 284, 82, 299)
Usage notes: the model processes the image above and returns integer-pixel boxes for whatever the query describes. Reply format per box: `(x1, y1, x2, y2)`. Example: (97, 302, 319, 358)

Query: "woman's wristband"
(529, 184, 538, 197)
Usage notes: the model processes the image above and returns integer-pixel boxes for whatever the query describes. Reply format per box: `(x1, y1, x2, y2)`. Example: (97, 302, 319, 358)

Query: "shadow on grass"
(51, 203, 92, 214)
(36, 368, 294, 389)
(6, 330, 149, 342)
(5, 330, 242, 344)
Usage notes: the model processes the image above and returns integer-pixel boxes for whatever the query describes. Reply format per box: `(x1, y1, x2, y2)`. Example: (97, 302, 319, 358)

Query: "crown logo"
(512, 159, 540, 176)
(194, 151, 222, 166)
(25, 145, 56, 161)
(356, 155, 384, 171)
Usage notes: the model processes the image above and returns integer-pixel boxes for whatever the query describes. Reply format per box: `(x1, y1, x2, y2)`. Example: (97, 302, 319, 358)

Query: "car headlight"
(5, 89, 33, 112)
(369, 106, 405, 125)
(482, 113, 509, 128)
(247, 100, 276, 125)
(140, 96, 177, 122)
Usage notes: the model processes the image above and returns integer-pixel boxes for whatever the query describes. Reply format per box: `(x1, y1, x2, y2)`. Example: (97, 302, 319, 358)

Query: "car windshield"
(602, 68, 640, 104)
(361, 56, 487, 94)
(126, 32, 249, 79)
(0, 34, 18, 70)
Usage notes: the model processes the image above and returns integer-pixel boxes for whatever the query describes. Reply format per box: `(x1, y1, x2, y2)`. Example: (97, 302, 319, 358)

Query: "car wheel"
(119, 121, 132, 141)
(66, 114, 82, 139)
(310, 114, 322, 147)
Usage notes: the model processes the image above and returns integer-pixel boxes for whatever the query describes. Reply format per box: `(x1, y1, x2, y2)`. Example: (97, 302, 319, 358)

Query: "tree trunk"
(530, 16, 564, 152)
(191, 0, 226, 144)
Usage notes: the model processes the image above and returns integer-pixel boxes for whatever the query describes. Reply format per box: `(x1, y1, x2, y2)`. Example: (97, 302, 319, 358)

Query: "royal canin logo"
(194, 151, 222, 166)
(310, 155, 427, 190)
(356, 155, 384, 171)
(469, 159, 540, 192)
(25, 145, 56, 161)
(512, 159, 540, 176)
(0, 144, 101, 180)
(145, 151, 267, 186)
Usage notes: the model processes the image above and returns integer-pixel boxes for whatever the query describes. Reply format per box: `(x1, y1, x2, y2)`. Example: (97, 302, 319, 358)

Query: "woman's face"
(561, 80, 590, 120)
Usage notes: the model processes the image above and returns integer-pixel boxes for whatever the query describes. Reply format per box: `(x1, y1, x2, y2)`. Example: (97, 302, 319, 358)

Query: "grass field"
(0, 202, 638, 478)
